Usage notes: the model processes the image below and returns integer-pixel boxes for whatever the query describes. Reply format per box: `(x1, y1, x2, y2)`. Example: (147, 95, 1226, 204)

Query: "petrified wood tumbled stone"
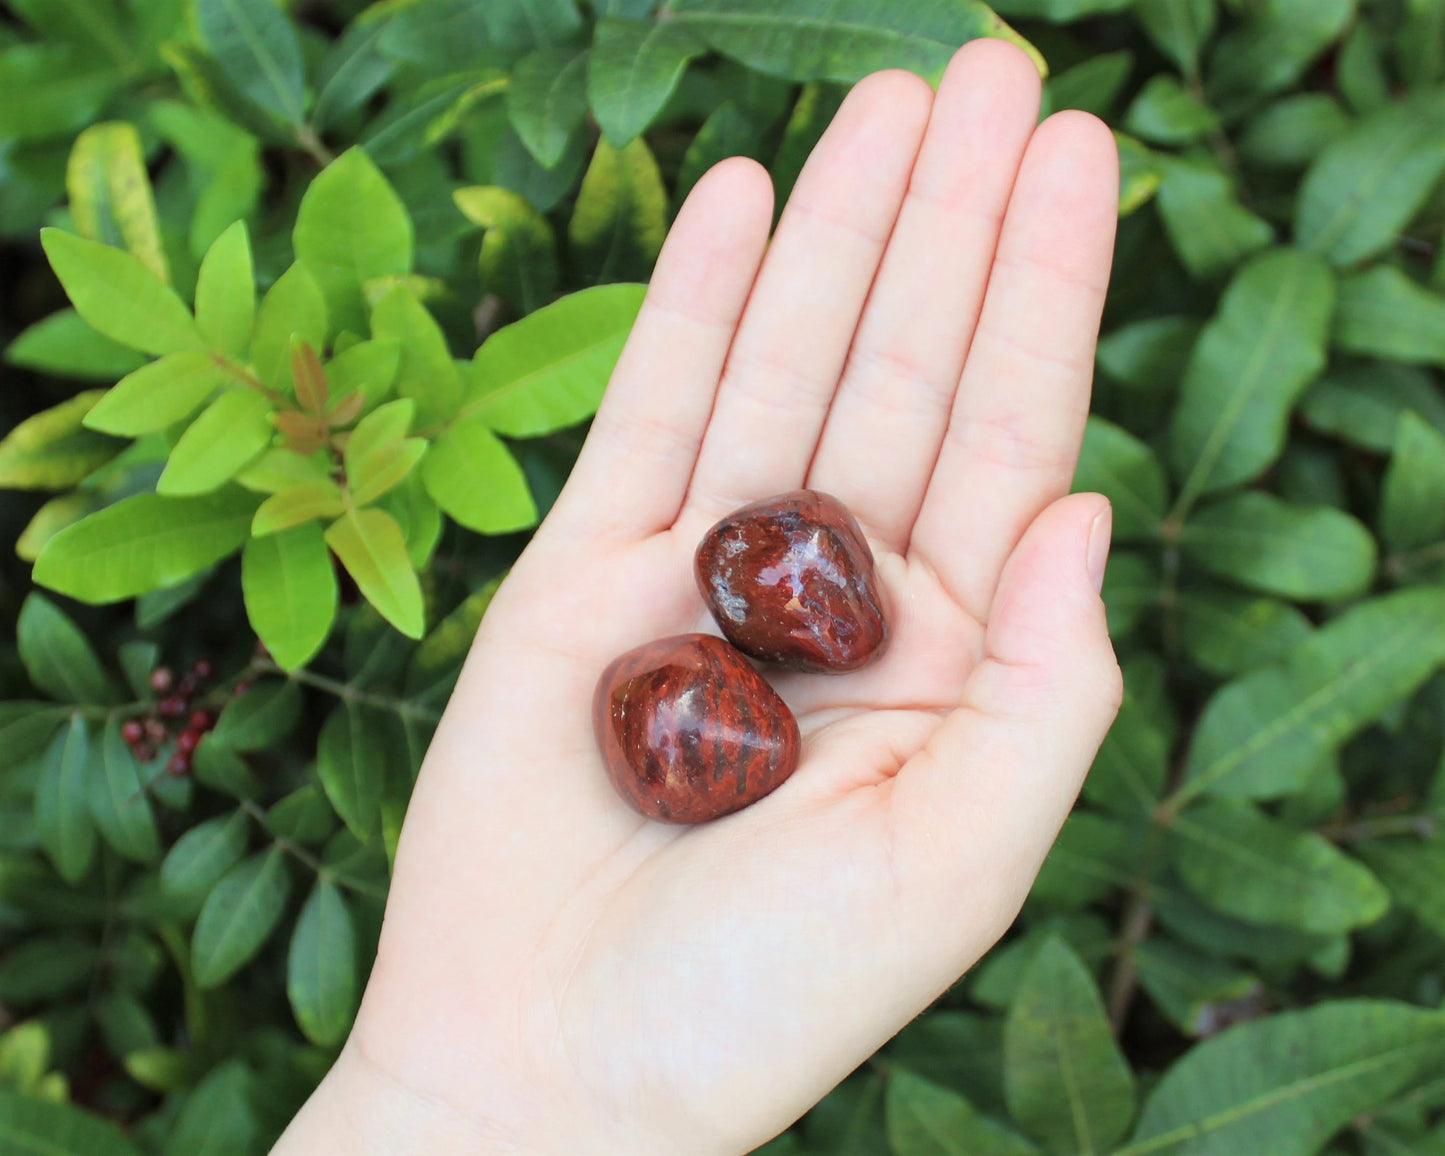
(593, 634, 801, 823)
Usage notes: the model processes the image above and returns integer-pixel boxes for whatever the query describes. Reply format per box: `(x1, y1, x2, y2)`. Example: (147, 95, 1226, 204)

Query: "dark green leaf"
(34, 717, 95, 884)
(161, 810, 250, 899)
(88, 720, 159, 862)
(1124, 75, 1218, 146)
(1381, 412, 1445, 552)
(589, 19, 705, 147)
(191, 847, 292, 989)
(508, 46, 589, 169)
(454, 185, 560, 315)
(1133, 0, 1216, 76)
(1205, 0, 1352, 101)
(1030, 811, 1139, 908)
(317, 702, 389, 841)
(1155, 157, 1273, 280)
(1072, 417, 1167, 541)
(1238, 93, 1350, 170)
(0, 45, 122, 142)
(5, 308, 148, 381)
(1177, 590, 1313, 678)
(886, 1070, 1039, 1156)
(211, 679, 302, 752)
(266, 785, 336, 844)
(0, 1085, 143, 1156)
(1083, 658, 1170, 816)
(195, 0, 307, 129)
(17, 593, 116, 703)
(568, 137, 667, 285)
(313, 18, 396, 133)
(1133, 940, 1260, 1038)
(0, 935, 96, 1002)
(160, 1059, 259, 1156)
(1045, 49, 1133, 119)
(287, 878, 359, 1047)
(1300, 361, 1445, 451)
(1095, 315, 1200, 392)
(1335, 266, 1445, 367)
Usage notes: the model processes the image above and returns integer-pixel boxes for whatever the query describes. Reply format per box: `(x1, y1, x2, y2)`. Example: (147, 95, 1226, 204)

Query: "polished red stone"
(695, 490, 888, 673)
(594, 634, 801, 823)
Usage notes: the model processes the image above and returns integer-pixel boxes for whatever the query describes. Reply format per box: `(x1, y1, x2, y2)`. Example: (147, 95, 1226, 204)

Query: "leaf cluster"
(1, 1, 1445, 1154)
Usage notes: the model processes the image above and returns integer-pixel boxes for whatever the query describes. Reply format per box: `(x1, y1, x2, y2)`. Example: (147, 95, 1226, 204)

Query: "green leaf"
(317, 702, 389, 841)
(88, 720, 159, 862)
(1176, 590, 1313, 678)
(1117, 1002, 1445, 1156)
(1133, 940, 1260, 1039)
(1335, 266, 1445, 367)
(1155, 157, 1273, 280)
(1133, 0, 1216, 76)
(160, 1059, 259, 1156)
(33, 489, 258, 603)
(1381, 411, 1445, 551)
(5, 308, 148, 381)
(1238, 93, 1350, 171)
(423, 412, 537, 534)
(35, 716, 95, 884)
(1123, 74, 1219, 146)
(1072, 417, 1167, 541)
(467, 282, 646, 436)
(325, 508, 425, 639)
(1095, 315, 1200, 392)
(369, 285, 463, 426)
(195, 221, 255, 358)
(1179, 491, 1376, 600)
(569, 137, 667, 285)
(344, 404, 427, 508)
(160, 810, 250, 899)
(1101, 551, 1157, 638)
(886, 1070, 1039, 1156)
(40, 228, 202, 356)
(1179, 588, 1445, 801)
(1168, 247, 1334, 506)
(251, 480, 346, 535)
(406, 575, 503, 702)
(1300, 361, 1445, 451)
(1205, 0, 1353, 101)
(668, 0, 1045, 83)
(588, 18, 705, 147)
(0, 936, 97, 1001)
(1083, 659, 1170, 816)
(1045, 49, 1133, 118)
(288, 877, 359, 1047)
(191, 847, 292, 989)
(312, 18, 396, 132)
(251, 262, 329, 389)
(1171, 799, 1388, 933)
(294, 148, 414, 337)
(0, 391, 121, 492)
(66, 121, 169, 283)
(17, 593, 115, 703)
(507, 46, 589, 168)
(454, 185, 560, 315)
(1336, 22, 1391, 115)
(0, 703, 70, 764)
(157, 388, 274, 496)
(326, 338, 403, 409)
(195, 0, 307, 129)
(1297, 89, 1445, 266)
(0, 1086, 144, 1156)
(84, 352, 229, 437)
(1003, 936, 1136, 1153)
(0, 45, 122, 142)
(192, 736, 262, 800)
(267, 786, 336, 843)
(210, 679, 302, 752)
(241, 524, 339, 672)
(676, 100, 767, 203)
(1030, 811, 1139, 908)
(1116, 132, 1165, 216)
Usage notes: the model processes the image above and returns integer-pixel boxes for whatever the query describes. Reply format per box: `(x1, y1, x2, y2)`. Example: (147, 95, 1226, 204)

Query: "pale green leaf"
(325, 508, 425, 639)
(423, 412, 537, 534)
(369, 285, 462, 426)
(1179, 588, 1445, 800)
(40, 228, 202, 356)
(468, 282, 645, 436)
(294, 148, 414, 337)
(252, 480, 346, 536)
(1004, 936, 1136, 1153)
(241, 524, 339, 671)
(251, 262, 329, 389)
(1297, 89, 1445, 266)
(191, 847, 292, 988)
(568, 137, 667, 284)
(195, 221, 256, 358)
(1117, 1002, 1445, 1156)
(1180, 492, 1376, 600)
(84, 352, 229, 437)
(588, 18, 705, 147)
(288, 878, 359, 1047)
(1169, 247, 1334, 506)
(157, 388, 274, 496)
(33, 489, 258, 603)
(326, 337, 403, 409)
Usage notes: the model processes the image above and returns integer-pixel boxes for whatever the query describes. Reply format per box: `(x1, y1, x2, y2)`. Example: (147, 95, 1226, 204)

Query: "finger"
(548, 157, 774, 541)
(805, 42, 1041, 550)
(911, 112, 1118, 620)
(887, 493, 1121, 973)
(682, 71, 934, 519)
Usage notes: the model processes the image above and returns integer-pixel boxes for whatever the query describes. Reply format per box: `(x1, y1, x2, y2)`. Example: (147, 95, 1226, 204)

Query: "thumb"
(886, 492, 1123, 972)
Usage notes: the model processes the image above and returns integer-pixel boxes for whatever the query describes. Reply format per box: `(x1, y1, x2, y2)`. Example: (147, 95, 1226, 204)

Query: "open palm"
(280, 40, 1122, 1156)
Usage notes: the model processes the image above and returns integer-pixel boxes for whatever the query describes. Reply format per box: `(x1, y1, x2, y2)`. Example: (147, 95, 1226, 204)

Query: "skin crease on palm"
(272, 39, 1124, 1156)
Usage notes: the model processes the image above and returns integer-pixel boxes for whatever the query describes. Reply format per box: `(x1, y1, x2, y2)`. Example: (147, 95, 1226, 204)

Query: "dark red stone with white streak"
(695, 490, 888, 673)
(594, 634, 801, 823)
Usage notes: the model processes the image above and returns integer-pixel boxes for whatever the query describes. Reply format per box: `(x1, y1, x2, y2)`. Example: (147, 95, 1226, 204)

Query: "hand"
(274, 39, 1122, 1156)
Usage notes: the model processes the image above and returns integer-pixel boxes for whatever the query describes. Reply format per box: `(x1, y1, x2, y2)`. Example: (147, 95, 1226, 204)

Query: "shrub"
(1, 0, 1444, 1153)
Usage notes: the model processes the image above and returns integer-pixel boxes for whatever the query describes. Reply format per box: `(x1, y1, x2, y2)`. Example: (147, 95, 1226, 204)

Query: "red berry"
(143, 718, 168, 742)
(149, 667, 174, 693)
(188, 709, 214, 732)
(176, 729, 200, 755)
(166, 752, 191, 777)
(134, 744, 156, 763)
(192, 659, 214, 681)
(178, 673, 199, 696)
(120, 720, 145, 745)
(233, 680, 252, 698)
(159, 695, 188, 718)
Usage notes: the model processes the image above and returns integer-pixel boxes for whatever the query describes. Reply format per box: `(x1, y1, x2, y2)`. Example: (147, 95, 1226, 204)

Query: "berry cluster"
(119, 660, 220, 776)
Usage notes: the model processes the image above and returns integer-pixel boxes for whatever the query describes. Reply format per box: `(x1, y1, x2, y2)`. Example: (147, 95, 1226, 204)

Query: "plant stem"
(257, 661, 443, 723)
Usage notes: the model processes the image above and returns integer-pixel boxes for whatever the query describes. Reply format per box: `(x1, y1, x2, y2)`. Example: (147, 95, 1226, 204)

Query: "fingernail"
(1086, 504, 1112, 594)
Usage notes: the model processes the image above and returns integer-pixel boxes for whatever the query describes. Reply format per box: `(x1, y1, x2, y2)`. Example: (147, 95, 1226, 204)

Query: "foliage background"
(2, 0, 1445, 1153)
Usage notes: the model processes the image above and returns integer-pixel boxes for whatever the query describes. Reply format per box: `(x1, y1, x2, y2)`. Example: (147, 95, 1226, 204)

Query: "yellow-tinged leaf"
(67, 122, 169, 283)
(324, 508, 424, 638)
(252, 480, 346, 536)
